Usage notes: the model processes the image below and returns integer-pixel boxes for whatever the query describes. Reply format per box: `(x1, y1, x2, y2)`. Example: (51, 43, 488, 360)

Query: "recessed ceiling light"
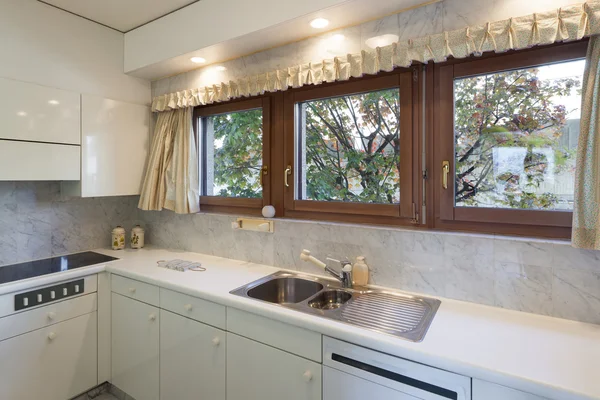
(215, 66, 227, 71)
(331, 34, 345, 41)
(48, 100, 60, 105)
(17, 111, 27, 117)
(365, 34, 399, 49)
(310, 18, 329, 29)
(190, 57, 206, 64)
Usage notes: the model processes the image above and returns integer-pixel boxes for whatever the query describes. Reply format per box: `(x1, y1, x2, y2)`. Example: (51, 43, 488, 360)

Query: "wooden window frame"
(281, 69, 422, 226)
(430, 40, 588, 238)
(193, 96, 272, 216)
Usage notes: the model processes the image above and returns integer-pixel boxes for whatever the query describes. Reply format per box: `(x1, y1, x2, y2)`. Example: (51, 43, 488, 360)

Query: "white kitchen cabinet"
(63, 94, 150, 197)
(111, 292, 159, 400)
(0, 140, 80, 181)
(0, 312, 97, 400)
(227, 332, 322, 400)
(160, 309, 226, 400)
(324, 367, 419, 399)
(0, 77, 80, 145)
(473, 379, 549, 400)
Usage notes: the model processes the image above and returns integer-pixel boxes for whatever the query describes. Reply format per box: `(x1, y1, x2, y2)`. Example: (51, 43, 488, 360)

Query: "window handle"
(260, 166, 268, 186)
(442, 161, 450, 190)
(284, 165, 292, 187)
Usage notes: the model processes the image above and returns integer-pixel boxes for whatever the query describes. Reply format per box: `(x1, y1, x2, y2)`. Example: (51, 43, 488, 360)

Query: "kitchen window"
(282, 71, 421, 225)
(432, 41, 588, 237)
(194, 97, 272, 214)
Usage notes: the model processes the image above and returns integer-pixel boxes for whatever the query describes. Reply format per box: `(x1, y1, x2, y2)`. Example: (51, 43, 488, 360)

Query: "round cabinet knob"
(184, 304, 193, 311)
(128, 287, 136, 294)
(212, 337, 221, 346)
(47, 332, 57, 341)
(149, 313, 156, 321)
(47, 312, 56, 320)
(303, 370, 313, 382)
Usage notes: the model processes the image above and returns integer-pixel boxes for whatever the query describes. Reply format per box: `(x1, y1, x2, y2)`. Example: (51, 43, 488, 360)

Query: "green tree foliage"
(211, 109, 263, 198)
(303, 89, 400, 204)
(454, 66, 580, 209)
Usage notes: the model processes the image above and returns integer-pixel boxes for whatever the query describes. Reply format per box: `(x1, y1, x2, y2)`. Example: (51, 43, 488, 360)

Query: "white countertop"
(2, 247, 599, 400)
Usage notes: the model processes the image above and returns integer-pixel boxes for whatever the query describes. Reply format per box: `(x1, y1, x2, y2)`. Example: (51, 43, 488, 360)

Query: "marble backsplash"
(141, 210, 600, 325)
(0, 182, 140, 266)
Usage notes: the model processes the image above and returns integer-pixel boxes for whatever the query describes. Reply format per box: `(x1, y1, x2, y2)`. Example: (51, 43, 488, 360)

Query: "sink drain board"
(340, 292, 439, 342)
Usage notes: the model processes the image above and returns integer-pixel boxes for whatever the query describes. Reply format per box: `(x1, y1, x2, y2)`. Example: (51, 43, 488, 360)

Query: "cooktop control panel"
(14, 279, 85, 311)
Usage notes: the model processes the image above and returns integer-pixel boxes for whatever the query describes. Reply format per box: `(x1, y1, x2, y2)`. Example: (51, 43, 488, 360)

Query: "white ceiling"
(38, 0, 199, 32)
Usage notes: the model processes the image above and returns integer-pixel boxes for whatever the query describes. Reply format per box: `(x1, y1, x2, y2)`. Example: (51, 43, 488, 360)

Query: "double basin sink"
(231, 271, 440, 342)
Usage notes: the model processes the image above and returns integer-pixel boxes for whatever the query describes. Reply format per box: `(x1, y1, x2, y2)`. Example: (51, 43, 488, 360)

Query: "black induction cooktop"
(0, 251, 119, 285)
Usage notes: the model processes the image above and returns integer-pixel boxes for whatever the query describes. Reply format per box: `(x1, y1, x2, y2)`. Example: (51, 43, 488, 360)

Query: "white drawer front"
(160, 288, 226, 329)
(0, 274, 98, 318)
(0, 312, 97, 400)
(0, 141, 80, 181)
(0, 293, 96, 341)
(227, 307, 322, 362)
(112, 274, 159, 306)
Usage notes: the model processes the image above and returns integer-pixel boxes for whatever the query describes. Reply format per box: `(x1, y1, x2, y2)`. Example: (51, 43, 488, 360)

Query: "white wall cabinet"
(0, 77, 80, 145)
(473, 379, 549, 400)
(160, 309, 226, 400)
(0, 140, 80, 181)
(111, 292, 159, 400)
(0, 312, 97, 400)
(63, 94, 150, 197)
(227, 332, 322, 400)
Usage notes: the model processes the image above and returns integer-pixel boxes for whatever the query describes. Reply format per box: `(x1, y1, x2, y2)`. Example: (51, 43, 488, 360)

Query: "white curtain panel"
(138, 107, 200, 214)
(572, 35, 600, 249)
(151, 1, 600, 112)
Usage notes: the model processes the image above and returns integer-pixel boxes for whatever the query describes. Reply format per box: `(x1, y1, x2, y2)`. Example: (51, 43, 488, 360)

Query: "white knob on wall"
(47, 312, 56, 320)
(303, 370, 313, 382)
(184, 304, 193, 311)
(212, 337, 221, 346)
(47, 332, 57, 341)
(129, 287, 136, 294)
(149, 313, 156, 321)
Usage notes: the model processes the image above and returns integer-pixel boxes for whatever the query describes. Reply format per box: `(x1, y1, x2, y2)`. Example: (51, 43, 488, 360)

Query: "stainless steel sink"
(231, 271, 440, 342)
(246, 277, 323, 304)
(308, 290, 352, 310)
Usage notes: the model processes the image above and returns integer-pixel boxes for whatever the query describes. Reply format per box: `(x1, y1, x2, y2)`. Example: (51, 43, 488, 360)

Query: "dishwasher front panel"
(324, 366, 420, 400)
(323, 337, 471, 400)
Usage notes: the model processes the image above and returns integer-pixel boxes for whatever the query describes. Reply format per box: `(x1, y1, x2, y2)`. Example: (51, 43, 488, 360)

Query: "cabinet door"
(160, 310, 226, 400)
(227, 332, 321, 400)
(111, 293, 159, 400)
(0, 312, 97, 400)
(473, 379, 548, 400)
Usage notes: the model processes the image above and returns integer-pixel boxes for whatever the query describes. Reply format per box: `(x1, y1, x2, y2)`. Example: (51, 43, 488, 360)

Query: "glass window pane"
(202, 108, 263, 198)
(454, 59, 585, 211)
(297, 88, 401, 204)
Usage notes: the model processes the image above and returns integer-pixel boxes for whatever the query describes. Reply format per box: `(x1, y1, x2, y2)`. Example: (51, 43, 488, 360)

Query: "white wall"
(0, 0, 150, 105)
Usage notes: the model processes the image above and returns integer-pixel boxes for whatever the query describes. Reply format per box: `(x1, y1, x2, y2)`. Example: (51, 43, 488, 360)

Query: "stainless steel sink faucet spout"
(300, 249, 353, 288)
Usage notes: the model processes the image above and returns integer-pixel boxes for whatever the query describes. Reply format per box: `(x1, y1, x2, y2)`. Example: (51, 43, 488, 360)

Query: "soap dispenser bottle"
(352, 256, 369, 286)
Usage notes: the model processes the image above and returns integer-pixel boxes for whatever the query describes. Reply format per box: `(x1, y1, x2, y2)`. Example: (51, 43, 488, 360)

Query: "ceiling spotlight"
(48, 100, 60, 105)
(215, 66, 227, 71)
(365, 34, 399, 49)
(17, 111, 27, 117)
(190, 57, 206, 64)
(310, 18, 329, 29)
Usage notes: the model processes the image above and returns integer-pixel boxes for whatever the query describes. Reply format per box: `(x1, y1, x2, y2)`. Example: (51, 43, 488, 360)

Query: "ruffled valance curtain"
(572, 35, 600, 249)
(152, 1, 600, 112)
(138, 107, 200, 214)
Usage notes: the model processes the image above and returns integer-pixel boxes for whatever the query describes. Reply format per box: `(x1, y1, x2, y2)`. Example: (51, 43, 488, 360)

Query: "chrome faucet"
(325, 258, 353, 288)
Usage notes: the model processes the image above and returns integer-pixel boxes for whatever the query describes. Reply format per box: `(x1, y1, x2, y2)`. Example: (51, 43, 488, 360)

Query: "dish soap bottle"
(352, 256, 369, 286)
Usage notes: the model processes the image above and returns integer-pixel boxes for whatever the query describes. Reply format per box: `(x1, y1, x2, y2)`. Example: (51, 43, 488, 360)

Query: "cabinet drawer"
(160, 288, 225, 329)
(0, 293, 96, 341)
(0, 312, 97, 400)
(111, 274, 159, 306)
(227, 307, 321, 362)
